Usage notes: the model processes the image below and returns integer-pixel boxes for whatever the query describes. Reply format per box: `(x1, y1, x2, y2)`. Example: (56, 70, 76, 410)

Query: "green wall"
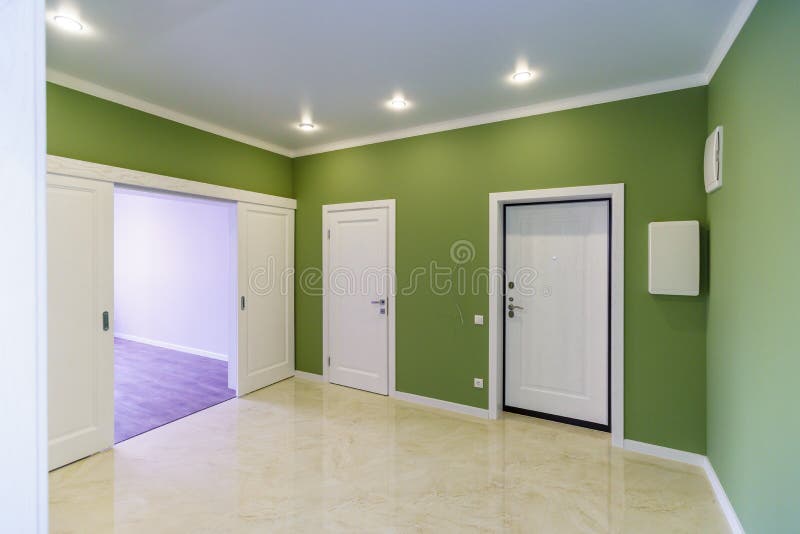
(46, 11, 800, 525)
(706, 2, 800, 531)
(49, 74, 710, 453)
(294, 87, 710, 452)
(47, 72, 713, 455)
(47, 83, 292, 197)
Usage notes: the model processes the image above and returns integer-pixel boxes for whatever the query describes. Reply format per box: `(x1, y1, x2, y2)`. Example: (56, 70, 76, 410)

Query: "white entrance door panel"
(327, 206, 390, 395)
(504, 201, 609, 427)
(237, 202, 294, 396)
(47, 174, 114, 470)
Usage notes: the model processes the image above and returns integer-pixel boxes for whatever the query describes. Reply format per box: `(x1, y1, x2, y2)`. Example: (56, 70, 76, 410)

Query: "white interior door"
(504, 200, 609, 427)
(237, 202, 294, 396)
(47, 174, 114, 470)
(325, 204, 392, 395)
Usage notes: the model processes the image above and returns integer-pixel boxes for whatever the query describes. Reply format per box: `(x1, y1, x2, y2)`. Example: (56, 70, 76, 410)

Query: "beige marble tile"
(50, 378, 728, 533)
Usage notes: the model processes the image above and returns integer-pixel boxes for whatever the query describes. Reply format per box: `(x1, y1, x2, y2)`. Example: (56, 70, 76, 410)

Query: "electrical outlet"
(474, 314, 484, 325)
(473, 378, 484, 389)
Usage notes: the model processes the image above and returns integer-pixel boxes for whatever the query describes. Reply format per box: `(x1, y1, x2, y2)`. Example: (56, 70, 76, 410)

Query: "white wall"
(0, 0, 48, 531)
(114, 187, 235, 360)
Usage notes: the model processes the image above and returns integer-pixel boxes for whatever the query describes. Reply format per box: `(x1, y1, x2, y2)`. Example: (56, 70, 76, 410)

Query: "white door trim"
(1, 0, 48, 529)
(488, 184, 624, 447)
(45, 157, 295, 437)
(322, 199, 397, 395)
(47, 155, 296, 210)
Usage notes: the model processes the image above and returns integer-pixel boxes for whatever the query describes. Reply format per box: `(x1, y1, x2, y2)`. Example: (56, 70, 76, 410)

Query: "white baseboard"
(293, 374, 488, 418)
(114, 333, 228, 361)
(391, 390, 489, 419)
(624, 439, 744, 533)
(292, 377, 745, 531)
(294, 370, 324, 382)
(703, 457, 745, 534)
(623, 439, 706, 467)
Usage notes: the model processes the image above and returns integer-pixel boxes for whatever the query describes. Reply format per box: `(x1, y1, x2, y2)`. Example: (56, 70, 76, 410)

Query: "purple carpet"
(114, 337, 235, 443)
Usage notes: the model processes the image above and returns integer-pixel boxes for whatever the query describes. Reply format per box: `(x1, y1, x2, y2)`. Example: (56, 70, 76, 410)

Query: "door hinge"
(327, 229, 330, 239)
(328, 355, 331, 367)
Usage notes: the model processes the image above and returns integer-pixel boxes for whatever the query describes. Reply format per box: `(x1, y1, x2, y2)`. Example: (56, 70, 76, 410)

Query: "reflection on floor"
(52, 378, 728, 532)
(114, 337, 235, 443)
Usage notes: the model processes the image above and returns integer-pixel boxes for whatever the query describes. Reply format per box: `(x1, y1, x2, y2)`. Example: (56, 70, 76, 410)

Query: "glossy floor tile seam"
(50, 377, 729, 533)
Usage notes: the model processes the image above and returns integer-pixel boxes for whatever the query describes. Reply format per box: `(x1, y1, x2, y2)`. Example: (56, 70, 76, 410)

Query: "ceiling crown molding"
(703, 0, 758, 83)
(46, 0, 756, 159)
(293, 73, 708, 157)
(295, 0, 757, 158)
(46, 69, 294, 158)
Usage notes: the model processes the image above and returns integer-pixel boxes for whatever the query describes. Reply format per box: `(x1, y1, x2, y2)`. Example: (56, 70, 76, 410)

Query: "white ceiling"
(46, 0, 751, 156)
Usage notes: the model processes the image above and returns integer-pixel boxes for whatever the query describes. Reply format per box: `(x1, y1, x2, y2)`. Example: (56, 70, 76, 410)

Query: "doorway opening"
(113, 186, 237, 443)
(503, 199, 610, 431)
(488, 185, 624, 447)
(46, 157, 296, 469)
(322, 200, 396, 396)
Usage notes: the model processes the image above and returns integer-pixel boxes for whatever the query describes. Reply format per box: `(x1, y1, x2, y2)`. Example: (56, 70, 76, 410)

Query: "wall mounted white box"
(648, 221, 699, 296)
(704, 126, 723, 193)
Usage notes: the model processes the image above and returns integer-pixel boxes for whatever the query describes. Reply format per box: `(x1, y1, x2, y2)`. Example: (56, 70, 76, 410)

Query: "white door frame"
(488, 184, 624, 447)
(322, 200, 396, 395)
(45, 156, 296, 428)
(47, 155, 296, 210)
(1, 0, 48, 530)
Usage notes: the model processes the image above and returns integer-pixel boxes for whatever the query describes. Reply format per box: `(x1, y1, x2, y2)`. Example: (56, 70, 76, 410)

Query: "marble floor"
(50, 378, 728, 533)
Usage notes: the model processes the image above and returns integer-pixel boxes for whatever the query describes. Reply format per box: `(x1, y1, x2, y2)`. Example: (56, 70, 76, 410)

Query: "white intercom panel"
(648, 221, 699, 296)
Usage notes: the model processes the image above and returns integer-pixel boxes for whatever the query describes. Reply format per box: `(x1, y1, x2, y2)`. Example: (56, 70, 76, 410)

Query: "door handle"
(102, 311, 109, 331)
(370, 299, 386, 305)
(507, 304, 525, 311)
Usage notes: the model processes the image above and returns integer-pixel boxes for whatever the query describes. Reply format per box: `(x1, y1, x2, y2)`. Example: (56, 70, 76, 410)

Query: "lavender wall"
(114, 187, 235, 360)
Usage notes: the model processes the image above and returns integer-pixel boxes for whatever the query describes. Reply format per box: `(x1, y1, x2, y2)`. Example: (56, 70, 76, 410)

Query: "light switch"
(474, 315, 484, 325)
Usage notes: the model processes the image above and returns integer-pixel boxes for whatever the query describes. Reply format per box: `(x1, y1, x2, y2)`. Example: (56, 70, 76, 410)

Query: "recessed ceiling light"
(511, 70, 534, 83)
(53, 15, 84, 32)
(298, 122, 316, 131)
(388, 98, 408, 110)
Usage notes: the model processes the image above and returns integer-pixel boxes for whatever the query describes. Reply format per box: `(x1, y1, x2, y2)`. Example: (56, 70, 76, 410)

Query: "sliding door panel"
(47, 174, 114, 470)
(237, 202, 294, 395)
